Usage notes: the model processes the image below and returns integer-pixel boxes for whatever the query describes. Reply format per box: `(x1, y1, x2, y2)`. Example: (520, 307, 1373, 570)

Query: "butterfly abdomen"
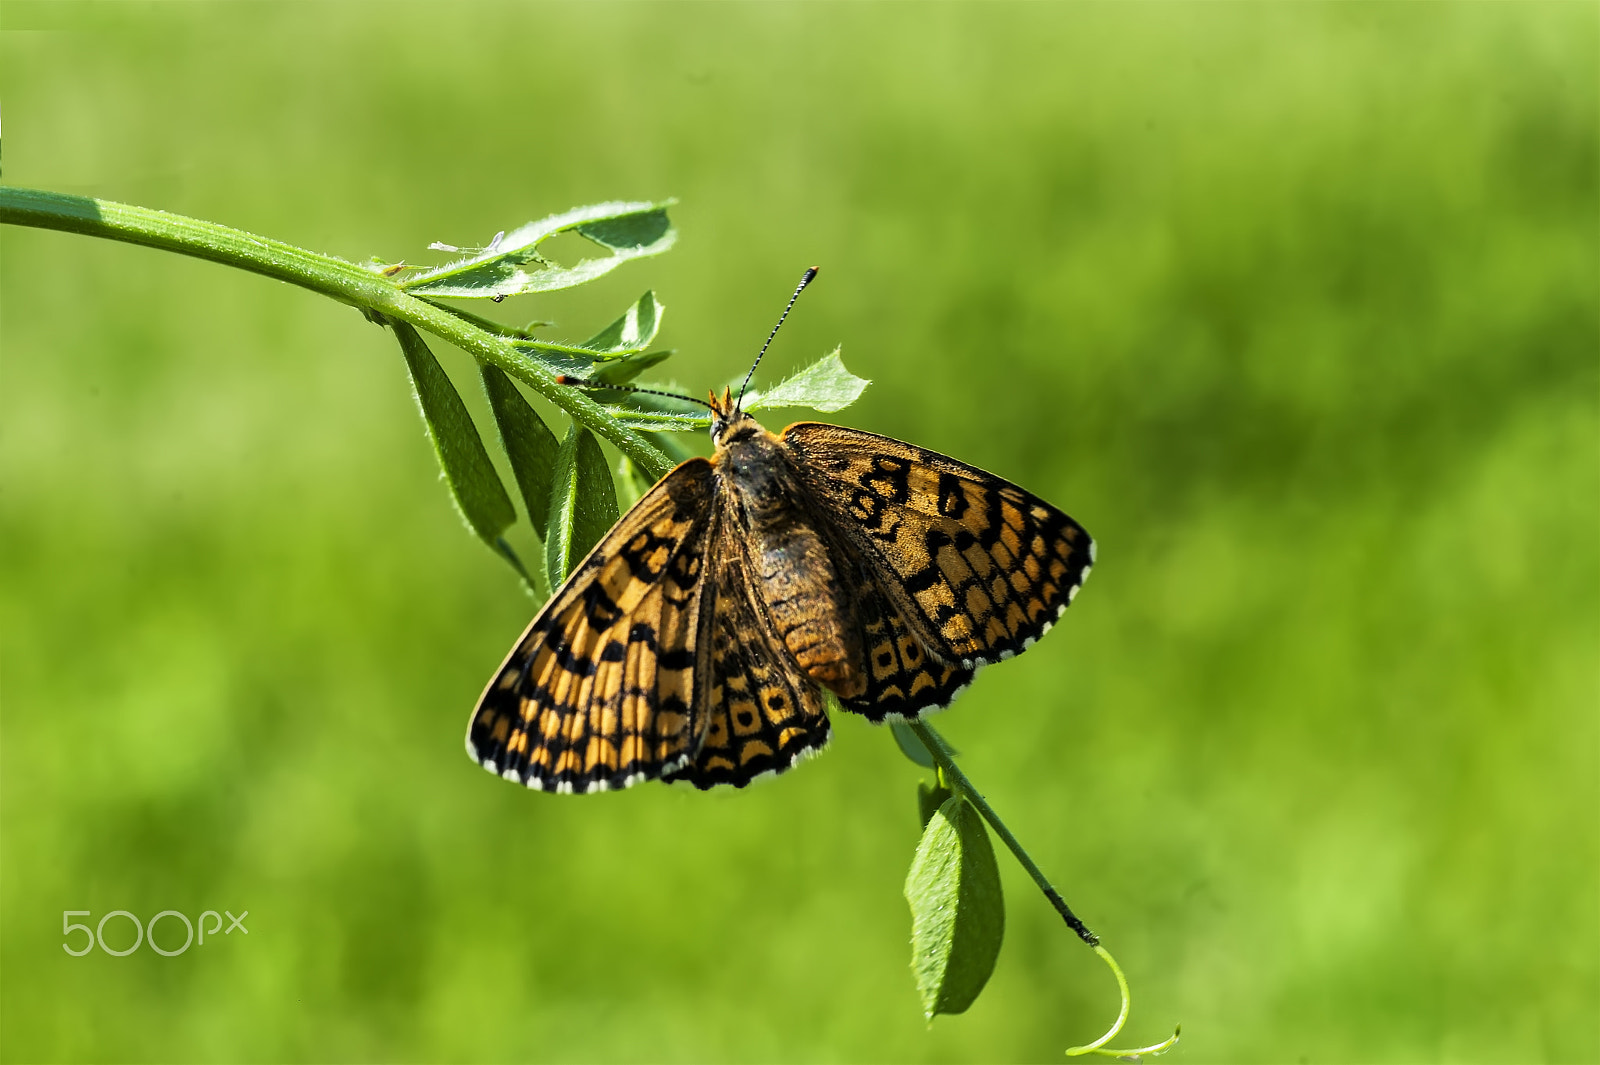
(751, 519, 866, 698)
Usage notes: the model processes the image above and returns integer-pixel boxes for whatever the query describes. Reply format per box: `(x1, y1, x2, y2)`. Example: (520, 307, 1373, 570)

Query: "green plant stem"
(0, 185, 675, 481)
(906, 719, 1099, 947)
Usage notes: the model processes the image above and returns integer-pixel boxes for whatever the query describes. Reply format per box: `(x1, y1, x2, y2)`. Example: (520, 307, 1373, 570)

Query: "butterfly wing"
(782, 423, 1094, 669)
(824, 530, 976, 722)
(664, 528, 832, 789)
(468, 459, 718, 793)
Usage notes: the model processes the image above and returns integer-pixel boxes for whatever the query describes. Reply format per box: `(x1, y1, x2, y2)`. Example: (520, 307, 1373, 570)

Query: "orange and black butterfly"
(467, 269, 1094, 792)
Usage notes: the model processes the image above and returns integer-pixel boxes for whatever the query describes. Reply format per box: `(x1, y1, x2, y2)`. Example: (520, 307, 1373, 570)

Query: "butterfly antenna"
(736, 266, 819, 413)
(555, 376, 716, 410)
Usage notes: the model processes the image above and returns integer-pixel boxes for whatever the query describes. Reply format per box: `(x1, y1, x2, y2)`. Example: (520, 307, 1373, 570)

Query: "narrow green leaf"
(904, 795, 1006, 1018)
(393, 321, 515, 546)
(589, 349, 674, 386)
(403, 201, 676, 299)
(480, 364, 560, 541)
(615, 456, 643, 512)
(651, 428, 700, 466)
(606, 407, 713, 432)
(545, 424, 620, 587)
(742, 348, 870, 414)
(510, 335, 608, 359)
(510, 345, 602, 378)
(613, 454, 659, 512)
(892, 720, 938, 768)
(579, 291, 664, 356)
(575, 209, 674, 252)
(492, 536, 549, 602)
(917, 781, 954, 829)
(507, 293, 664, 361)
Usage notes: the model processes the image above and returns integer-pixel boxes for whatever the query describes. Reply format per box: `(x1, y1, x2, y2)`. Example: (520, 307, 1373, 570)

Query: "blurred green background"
(2, 4, 1595, 1062)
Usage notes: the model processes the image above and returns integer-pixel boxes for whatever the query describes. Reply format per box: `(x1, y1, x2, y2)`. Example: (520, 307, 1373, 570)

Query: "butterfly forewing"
(782, 423, 1094, 668)
(468, 460, 718, 793)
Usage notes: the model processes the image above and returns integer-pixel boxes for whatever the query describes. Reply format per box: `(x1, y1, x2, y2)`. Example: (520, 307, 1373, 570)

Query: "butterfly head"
(708, 386, 764, 447)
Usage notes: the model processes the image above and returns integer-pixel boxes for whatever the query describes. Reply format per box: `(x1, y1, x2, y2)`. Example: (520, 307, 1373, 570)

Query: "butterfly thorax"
(713, 414, 868, 700)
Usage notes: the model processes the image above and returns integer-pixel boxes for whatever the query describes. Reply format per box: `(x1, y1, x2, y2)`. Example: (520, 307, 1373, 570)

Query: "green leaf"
(917, 781, 954, 829)
(509, 335, 600, 358)
(606, 406, 713, 432)
(403, 201, 676, 299)
(507, 292, 665, 362)
(479, 364, 560, 541)
(579, 291, 664, 356)
(589, 349, 674, 386)
(614, 456, 643, 512)
(508, 345, 602, 378)
(613, 454, 658, 512)
(545, 424, 620, 587)
(892, 720, 938, 768)
(742, 348, 869, 414)
(650, 428, 700, 466)
(392, 321, 515, 547)
(904, 795, 1006, 1018)
(491, 537, 548, 602)
(575, 209, 675, 252)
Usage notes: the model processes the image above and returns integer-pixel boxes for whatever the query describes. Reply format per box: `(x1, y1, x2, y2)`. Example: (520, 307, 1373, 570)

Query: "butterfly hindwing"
(665, 532, 831, 789)
(782, 423, 1094, 668)
(468, 459, 718, 793)
(824, 531, 975, 722)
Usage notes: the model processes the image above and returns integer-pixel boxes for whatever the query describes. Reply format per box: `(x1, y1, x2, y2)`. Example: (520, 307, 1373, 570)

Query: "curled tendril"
(1065, 945, 1181, 1061)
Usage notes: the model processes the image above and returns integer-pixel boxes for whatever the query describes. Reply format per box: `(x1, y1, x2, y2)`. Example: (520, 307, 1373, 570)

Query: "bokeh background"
(2, 4, 1595, 1062)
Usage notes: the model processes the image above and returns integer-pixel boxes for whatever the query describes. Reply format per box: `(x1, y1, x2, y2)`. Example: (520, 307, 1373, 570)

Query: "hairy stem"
(906, 718, 1099, 946)
(0, 185, 675, 481)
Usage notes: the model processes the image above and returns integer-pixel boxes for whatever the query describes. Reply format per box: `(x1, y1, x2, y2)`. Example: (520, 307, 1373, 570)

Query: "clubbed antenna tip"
(737, 267, 820, 413)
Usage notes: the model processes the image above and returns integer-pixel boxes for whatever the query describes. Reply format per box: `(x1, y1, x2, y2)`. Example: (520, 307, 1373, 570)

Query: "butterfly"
(466, 269, 1094, 793)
